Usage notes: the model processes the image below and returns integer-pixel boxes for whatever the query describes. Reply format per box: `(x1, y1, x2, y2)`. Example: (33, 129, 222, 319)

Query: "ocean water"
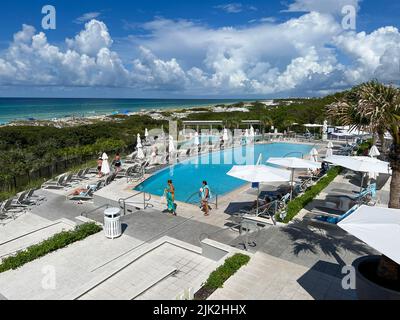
(0, 98, 250, 124)
(135, 143, 313, 203)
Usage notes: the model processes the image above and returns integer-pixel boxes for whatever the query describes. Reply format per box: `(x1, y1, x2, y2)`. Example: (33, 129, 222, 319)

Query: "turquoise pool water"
(134, 143, 313, 203)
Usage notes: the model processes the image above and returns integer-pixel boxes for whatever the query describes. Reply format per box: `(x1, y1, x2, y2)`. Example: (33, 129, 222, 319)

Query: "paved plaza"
(0, 142, 389, 300)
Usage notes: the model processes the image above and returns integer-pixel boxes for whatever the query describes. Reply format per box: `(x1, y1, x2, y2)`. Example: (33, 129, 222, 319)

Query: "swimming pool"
(134, 143, 313, 203)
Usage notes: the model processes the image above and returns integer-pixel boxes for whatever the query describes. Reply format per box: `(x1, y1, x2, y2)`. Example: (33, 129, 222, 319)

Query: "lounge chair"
(0, 199, 27, 220)
(310, 204, 359, 225)
(42, 174, 66, 189)
(328, 183, 377, 204)
(126, 164, 144, 182)
(72, 169, 90, 181)
(24, 189, 46, 204)
(68, 180, 103, 201)
(12, 191, 30, 207)
(240, 200, 279, 218)
(72, 169, 85, 181)
(62, 173, 75, 186)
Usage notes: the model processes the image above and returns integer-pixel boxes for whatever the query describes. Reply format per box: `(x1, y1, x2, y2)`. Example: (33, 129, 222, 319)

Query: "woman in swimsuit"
(165, 180, 177, 216)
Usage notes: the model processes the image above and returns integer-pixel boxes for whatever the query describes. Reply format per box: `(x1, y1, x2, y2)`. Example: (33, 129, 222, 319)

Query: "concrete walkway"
(209, 251, 356, 300)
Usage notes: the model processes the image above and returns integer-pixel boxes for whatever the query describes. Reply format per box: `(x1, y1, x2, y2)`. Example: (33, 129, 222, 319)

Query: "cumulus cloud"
(334, 26, 400, 83)
(66, 20, 113, 56)
(0, 21, 129, 87)
(0, 11, 399, 96)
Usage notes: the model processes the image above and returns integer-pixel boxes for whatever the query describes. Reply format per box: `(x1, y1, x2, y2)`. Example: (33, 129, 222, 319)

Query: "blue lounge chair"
(312, 204, 359, 224)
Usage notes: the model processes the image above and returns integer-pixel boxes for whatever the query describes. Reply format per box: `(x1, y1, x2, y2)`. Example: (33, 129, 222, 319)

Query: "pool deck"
(0, 140, 388, 300)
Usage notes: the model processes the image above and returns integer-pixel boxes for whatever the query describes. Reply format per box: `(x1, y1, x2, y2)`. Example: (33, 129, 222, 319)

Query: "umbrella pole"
(360, 173, 365, 193)
(290, 168, 294, 201)
(257, 184, 260, 215)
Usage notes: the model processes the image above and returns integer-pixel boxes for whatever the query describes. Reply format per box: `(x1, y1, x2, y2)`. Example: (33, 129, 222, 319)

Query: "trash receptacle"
(104, 207, 122, 239)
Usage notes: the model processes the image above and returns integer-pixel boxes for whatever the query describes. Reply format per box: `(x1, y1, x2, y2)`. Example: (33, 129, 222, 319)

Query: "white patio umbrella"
(144, 128, 149, 139)
(194, 132, 200, 146)
(227, 165, 291, 214)
(137, 145, 145, 160)
(310, 148, 319, 162)
(368, 146, 380, 180)
(324, 155, 391, 191)
(327, 141, 334, 148)
(168, 135, 175, 153)
(369, 145, 380, 158)
(223, 128, 229, 141)
(325, 147, 333, 158)
(101, 153, 110, 175)
(267, 157, 322, 200)
(136, 134, 142, 148)
(338, 205, 400, 265)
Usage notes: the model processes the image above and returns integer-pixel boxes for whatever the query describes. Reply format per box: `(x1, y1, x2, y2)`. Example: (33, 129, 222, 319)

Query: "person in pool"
(165, 180, 177, 215)
(200, 181, 211, 216)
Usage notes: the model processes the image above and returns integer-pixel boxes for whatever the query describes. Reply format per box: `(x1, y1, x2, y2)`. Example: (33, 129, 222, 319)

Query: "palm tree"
(260, 115, 274, 135)
(328, 81, 400, 281)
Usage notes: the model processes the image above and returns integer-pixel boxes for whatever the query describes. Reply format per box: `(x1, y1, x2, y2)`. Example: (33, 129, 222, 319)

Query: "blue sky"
(0, 0, 399, 98)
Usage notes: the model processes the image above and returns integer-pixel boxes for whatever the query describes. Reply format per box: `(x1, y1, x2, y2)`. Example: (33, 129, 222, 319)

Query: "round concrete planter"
(353, 255, 400, 300)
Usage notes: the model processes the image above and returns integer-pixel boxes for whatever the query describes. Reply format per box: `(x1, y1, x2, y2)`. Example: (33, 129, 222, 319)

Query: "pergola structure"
(241, 120, 261, 128)
(182, 120, 224, 132)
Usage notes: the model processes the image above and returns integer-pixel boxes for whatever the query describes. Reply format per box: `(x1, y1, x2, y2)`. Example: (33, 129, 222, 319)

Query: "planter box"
(353, 255, 400, 300)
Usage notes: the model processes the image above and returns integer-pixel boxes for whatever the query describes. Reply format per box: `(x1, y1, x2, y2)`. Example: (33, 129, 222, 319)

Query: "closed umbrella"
(369, 145, 380, 158)
(267, 157, 322, 200)
(325, 147, 333, 158)
(101, 153, 110, 175)
(250, 126, 255, 137)
(194, 132, 200, 146)
(223, 128, 229, 141)
(338, 205, 400, 265)
(368, 146, 380, 180)
(227, 165, 291, 214)
(136, 134, 142, 148)
(145, 128, 149, 139)
(168, 135, 175, 153)
(310, 148, 319, 162)
(137, 145, 145, 160)
(244, 129, 249, 143)
(136, 134, 145, 160)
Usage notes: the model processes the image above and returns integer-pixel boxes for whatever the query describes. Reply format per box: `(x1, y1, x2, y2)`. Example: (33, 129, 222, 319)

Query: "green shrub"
(278, 166, 342, 223)
(356, 139, 373, 156)
(0, 223, 102, 273)
(204, 253, 250, 290)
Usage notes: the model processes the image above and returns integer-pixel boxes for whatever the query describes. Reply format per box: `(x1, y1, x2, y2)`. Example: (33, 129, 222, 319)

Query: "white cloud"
(214, 3, 257, 14)
(0, 12, 399, 96)
(74, 12, 102, 24)
(0, 21, 129, 87)
(127, 13, 343, 94)
(283, 0, 361, 15)
(334, 26, 400, 83)
(66, 20, 113, 56)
